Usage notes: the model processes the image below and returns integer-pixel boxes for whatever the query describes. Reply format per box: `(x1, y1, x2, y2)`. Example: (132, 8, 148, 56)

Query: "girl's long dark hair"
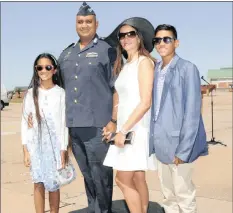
(23, 53, 63, 134)
(113, 26, 156, 76)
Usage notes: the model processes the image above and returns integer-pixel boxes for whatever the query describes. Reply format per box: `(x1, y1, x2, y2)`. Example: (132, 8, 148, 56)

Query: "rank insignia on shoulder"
(63, 43, 75, 51)
(93, 37, 98, 44)
(86, 52, 98, 58)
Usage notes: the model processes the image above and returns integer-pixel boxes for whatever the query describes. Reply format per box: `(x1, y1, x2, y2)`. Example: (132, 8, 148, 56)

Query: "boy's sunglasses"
(118, 31, 137, 41)
(152, 37, 176, 46)
(35, 65, 54, 72)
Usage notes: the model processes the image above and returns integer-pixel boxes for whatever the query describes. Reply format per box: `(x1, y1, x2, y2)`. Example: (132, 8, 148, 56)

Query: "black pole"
(211, 92, 214, 140)
(210, 83, 214, 140)
(201, 76, 227, 146)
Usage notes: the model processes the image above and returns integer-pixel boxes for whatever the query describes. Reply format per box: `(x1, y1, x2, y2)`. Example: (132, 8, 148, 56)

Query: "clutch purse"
(108, 131, 135, 145)
(56, 161, 76, 187)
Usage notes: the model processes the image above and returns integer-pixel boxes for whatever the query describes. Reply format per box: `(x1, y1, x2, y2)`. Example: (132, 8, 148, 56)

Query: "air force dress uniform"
(58, 2, 116, 213)
(59, 36, 116, 128)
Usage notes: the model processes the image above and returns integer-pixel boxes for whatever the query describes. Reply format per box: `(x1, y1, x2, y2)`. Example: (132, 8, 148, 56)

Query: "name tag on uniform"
(86, 52, 98, 58)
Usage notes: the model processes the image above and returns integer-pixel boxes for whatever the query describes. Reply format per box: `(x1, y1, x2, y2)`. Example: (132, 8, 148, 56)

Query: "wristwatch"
(110, 118, 117, 124)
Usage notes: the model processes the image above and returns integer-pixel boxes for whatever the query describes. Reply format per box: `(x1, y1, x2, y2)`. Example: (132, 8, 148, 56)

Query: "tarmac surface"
(1, 90, 232, 213)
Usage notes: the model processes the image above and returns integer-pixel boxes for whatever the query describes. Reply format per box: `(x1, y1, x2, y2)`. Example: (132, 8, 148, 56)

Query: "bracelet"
(120, 128, 128, 135)
(111, 118, 117, 124)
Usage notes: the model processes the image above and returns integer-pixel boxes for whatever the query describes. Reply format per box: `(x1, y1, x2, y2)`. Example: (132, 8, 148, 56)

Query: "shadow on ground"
(69, 200, 164, 213)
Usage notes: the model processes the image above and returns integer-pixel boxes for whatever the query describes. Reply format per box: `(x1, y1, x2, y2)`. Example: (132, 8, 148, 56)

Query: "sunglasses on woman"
(35, 65, 54, 72)
(118, 31, 137, 41)
(152, 37, 176, 46)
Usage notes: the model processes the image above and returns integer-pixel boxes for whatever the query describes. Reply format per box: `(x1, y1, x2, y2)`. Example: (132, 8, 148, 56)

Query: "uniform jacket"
(58, 35, 116, 128)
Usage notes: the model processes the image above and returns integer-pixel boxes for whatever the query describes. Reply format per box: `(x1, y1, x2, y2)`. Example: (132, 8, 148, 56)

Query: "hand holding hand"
(102, 121, 116, 141)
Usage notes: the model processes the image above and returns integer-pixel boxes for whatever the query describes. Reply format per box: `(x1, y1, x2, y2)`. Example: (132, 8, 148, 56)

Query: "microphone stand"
(201, 76, 227, 146)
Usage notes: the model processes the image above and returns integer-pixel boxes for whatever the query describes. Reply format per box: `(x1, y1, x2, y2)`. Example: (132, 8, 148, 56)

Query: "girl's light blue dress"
(21, 86, 68, 192)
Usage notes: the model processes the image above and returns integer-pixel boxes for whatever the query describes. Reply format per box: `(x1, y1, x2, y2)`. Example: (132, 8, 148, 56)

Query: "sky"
(1, 1, 232, 90)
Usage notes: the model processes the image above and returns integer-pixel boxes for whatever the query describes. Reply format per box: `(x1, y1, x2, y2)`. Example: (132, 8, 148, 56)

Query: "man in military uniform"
(58, 2, 117, 213)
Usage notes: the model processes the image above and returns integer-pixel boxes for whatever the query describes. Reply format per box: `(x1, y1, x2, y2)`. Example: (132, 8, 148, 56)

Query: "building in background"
(13, 86, 28, 99)
(207, 67, 233, 89)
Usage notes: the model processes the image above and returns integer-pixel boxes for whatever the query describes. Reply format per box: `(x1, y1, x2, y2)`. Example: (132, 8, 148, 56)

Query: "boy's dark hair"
(154, 24, 178, 39)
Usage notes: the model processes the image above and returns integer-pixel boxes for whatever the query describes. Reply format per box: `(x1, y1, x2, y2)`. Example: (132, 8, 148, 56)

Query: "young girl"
(21, 53, 68, 213)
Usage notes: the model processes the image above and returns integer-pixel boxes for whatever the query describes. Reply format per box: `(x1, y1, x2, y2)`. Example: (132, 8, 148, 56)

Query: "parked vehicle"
(1, 84, 10, 110)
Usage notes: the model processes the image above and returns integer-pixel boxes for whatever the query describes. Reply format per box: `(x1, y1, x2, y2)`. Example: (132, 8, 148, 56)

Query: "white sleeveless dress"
(103, 56, 157, 171)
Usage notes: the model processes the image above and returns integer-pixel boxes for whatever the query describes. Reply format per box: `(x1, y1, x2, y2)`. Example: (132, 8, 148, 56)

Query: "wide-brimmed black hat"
(104, 17, 154, 53)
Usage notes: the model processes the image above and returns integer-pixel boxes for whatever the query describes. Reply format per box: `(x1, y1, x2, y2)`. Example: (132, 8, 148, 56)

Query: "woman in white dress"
(103, 17, 157, 213)
(21, 53, 68, 213)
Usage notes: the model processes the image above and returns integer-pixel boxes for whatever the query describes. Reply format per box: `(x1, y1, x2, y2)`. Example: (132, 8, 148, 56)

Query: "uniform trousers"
(69, 127, 113, 213)
(157, 160, 197, 213)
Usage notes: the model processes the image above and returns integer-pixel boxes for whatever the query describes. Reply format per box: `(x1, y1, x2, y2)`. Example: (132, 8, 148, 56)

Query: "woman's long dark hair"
(113, 26, 156, 76)
(23, 53, 63, 134)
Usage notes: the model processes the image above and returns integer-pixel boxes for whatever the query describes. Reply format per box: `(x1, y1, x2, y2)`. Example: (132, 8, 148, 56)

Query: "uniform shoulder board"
(63, 43, 75, 51)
